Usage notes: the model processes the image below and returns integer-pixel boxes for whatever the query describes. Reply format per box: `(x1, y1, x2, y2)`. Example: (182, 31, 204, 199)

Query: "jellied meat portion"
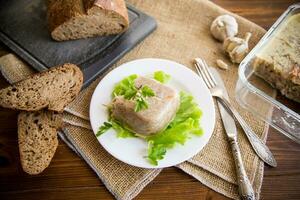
(111, 76, 180, 135)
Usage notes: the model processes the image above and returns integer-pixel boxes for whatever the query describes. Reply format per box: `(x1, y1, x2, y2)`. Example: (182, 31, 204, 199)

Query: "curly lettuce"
(154, 71, 171, 83)
(146, 92, 203, 165)
(112, 74, 138, 98)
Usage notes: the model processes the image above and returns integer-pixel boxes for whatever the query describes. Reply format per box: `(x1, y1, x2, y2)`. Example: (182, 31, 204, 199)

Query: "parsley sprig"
(134, 85, 155, 112)
(113, 75, 155, 112)
(96, 122, 112, 137)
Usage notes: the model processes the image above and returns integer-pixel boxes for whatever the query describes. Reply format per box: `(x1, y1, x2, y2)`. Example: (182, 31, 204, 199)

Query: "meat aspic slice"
(111, 76, 180, 136)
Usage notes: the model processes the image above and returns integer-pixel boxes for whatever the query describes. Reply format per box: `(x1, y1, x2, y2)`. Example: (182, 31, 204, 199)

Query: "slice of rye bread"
(47, 0, 129, 41)
(18, 110, 63, 175)
(0, 63, 83, 112)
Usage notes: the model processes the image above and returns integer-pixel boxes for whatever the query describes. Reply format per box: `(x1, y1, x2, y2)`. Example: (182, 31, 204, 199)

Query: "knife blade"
(208, 68, 255, 199)
(209, 67, 277, 167)
(210, 69, 237, 137)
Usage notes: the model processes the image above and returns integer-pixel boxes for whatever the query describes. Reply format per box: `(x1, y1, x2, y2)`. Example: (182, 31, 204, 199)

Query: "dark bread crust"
(0, 63, 83, 112)
(47, 0, 85, 32)
(47, 0, 129, 41)
(87, 0, 129, 26)
(18, 110, 63, 175)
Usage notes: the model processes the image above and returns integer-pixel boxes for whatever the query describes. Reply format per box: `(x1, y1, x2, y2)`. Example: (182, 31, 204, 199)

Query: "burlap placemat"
(0, 0, 275, 199)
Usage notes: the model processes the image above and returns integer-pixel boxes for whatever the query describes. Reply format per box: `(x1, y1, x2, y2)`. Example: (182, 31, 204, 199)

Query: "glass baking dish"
(235, 3, 300, 143)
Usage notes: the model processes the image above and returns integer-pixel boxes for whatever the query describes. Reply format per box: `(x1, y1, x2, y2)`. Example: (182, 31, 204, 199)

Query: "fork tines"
(194, 58, 217, 89)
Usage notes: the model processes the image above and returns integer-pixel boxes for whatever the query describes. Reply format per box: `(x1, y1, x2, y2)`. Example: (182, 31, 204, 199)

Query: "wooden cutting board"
(0, 0, 156, 88)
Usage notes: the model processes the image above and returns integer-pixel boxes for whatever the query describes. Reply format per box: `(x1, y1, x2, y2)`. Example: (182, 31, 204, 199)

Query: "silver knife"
(210, 68, 255, 200)
(210, 68, 277, 168)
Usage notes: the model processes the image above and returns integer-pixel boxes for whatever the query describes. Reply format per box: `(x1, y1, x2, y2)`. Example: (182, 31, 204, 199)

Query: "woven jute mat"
(0, 0, 275, 199)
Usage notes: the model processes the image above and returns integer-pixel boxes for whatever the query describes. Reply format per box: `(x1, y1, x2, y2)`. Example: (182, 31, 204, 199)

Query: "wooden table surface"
(1, 0, 300, 199)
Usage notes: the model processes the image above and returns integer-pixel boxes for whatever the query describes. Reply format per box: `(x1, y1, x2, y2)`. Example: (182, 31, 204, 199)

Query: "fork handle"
(217, 97, 277, 167)
(229, 137, 256, 200)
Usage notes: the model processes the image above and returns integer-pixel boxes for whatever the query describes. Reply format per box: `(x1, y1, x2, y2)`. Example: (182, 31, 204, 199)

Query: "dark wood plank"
(211, 0, 298, 29)
(0, 1, 300, 200)
(262, 128, 300, 200)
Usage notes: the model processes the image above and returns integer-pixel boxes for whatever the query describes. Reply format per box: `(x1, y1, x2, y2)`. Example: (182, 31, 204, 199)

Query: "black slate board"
(0, 1, 156, 88)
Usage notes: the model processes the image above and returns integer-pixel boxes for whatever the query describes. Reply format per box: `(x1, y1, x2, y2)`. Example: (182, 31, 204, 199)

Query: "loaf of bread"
(18, 111, 63, 175)
(0, 63, 83, 112)
(47, 0, 129, 41)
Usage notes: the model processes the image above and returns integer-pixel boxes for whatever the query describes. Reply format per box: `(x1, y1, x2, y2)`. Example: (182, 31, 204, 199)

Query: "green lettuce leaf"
(113, 74, 138, 98)
(146, 91, 203, 165)
(148, 141, 167, 165)
(169, 92, 202, 129)
(154, 71, 171, 83)
(111, 121, 136, 138)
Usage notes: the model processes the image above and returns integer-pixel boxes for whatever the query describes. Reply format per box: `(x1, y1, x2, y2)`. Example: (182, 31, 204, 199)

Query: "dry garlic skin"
(210, 15, 238, 42)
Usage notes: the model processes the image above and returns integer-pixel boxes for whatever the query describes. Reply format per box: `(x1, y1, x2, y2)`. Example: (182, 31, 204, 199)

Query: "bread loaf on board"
(47, 0, 129, 41)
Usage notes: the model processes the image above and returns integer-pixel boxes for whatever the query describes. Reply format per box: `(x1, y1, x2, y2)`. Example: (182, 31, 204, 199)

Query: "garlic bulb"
(210, 15, 238, 42)
(223, 32, 252, 64)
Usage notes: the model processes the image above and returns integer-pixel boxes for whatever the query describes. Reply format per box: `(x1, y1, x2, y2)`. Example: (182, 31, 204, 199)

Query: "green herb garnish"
(96, 122, 112, 137)
(134, 95, 148, 112)
(141, 85, 155, 97)
(154, 71, 171, 83)
(134, 85, 155, 112)
(113, 75, 155, 112)
(111, 121, 136, 138)
(97, 120, 135, 138)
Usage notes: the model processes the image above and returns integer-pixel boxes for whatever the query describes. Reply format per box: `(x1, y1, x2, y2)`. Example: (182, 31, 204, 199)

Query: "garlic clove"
(223, 37, 244, 52)
(223, 32, 252, 64)
(216, 59, 229, 70)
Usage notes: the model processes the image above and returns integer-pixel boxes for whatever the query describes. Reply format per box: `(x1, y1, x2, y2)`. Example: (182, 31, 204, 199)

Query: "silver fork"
(194, 57, 277, 200)
(194, 58, 277, 167)
(195, 58, 255, 200)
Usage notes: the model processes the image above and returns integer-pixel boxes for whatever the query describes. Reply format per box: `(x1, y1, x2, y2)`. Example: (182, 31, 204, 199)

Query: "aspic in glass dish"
(235, 3, 300, 143)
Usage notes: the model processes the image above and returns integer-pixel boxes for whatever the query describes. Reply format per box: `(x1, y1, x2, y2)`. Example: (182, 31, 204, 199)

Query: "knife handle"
(229, 138, 255, 200)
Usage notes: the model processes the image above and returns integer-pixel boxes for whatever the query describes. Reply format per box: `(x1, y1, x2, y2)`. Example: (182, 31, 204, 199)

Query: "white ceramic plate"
(89, 58, 215, 168)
